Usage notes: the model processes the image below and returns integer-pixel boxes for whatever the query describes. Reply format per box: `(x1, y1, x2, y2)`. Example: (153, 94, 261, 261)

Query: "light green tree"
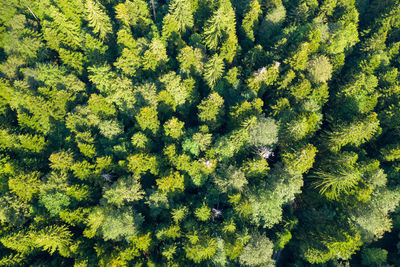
(323, 113, 380, 151)
(239, 233, 275, 266)
(241, 0, 262, 42)
(164, 117, 185, 140)
(8, 172, 40, 202)
(84, 206, 143, 241)
(85, 0, 112, 40)
(103, 176, 145, 207)
(248, 116, 279, 148)
(195, 202, 211, 221)
(197, 92, 225, 129)
(307, 55, 333, 83)
(204, 54, 224, 88)
(135, 106, 160, 134)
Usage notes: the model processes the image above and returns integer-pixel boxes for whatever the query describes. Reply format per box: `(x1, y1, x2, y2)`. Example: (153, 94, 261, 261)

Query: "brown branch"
(150, 0, 156, 20)
(27, 6, 39, 22)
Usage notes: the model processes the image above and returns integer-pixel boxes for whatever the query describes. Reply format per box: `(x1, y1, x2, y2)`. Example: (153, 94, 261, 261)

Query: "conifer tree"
(85, 0, 112, 40)
(135, 106, 160, 134)
(323, 113, 380, 151)
(103, 176, 145, 207)
(203, 0, 236, 52)
(1, 0, 400, 265)
(165, 0, 194, 33)
(241, 0, 262, 43)
(197, 92, 225, 129)
(239, 233, 275, 266)
(204, 54, 224, 88)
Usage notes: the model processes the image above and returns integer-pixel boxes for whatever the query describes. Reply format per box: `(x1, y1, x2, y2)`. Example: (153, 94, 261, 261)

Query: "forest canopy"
(1, 0, 400, 266)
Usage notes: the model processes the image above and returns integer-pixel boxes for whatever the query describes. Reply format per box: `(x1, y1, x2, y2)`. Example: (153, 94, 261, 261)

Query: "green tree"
(257, 1, 286, 46)
(103, 176, 145, 207)
(282, 144, 317, 174)
(307, 55, 333, 83)
(85, 206, 143, 241)
(203, 1, 236, 51)
(213, 165, 248, 193)
(350, 188, 400, 242)
(195, 202, 211, 221)
(204, 54, 224, 88)
(177, 46, 204, 75)
(164, 0, 194, 33)
(361, 248, 388, 266)
(247, 116, 279, 148)
(248, 164, 303, 228)
(34, 225, 73, 257)
(323, 113, 380, 151)
(241, 0, 262, 43)
(0, 194, 30, 226)
(158, 72, 195, 112)
(8, 172, 40, 202)
(184, 236, 217, 263)
(142, 38, 169, 71)
(85, 0, 112, 40)
(135, 106, 160, 134)
(128, 153, 159, 176)
(239, 233, 275, 266)
(1, 0, 400, 265)
(312, 152, 361, 200)
(115, 0, 153, 31)
(39, 192, 70, 216)
(164, 117, 185, 140)
(197, 92, 225, 129)
(156, 170, 185, 194)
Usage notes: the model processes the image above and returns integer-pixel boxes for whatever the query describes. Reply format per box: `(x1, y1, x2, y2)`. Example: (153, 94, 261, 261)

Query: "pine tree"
(0, 194, 31, 226)
(85, 0, 112, 40)
(184, 237, 217, 263)
(115, 0, 153, 31)
(114, 47, 142, 76)
(312, 152, 361, 200)
(283, 112, 321, 142)
(300, 221, 363, 264)
(203, 0, 236, 51)
(164, 117, 185, 140)
(307, 55, 333, 83)
(135, 106, 160, 134)
(241, 0, 262, 43)
(350, 188, 400, 242)
(197, 92, 225, 129)
(34, 225, 73, 257)
(8, 172, 40, 202)
(156, 170, 185, 194)
(313, 168, 361, 200)
(247, 116, 279, 148)
(142, 38, 169, 71)
(159, 72, 194, 111)
(167, 0, 194, 33)
(1, 0, 400, 265)
(282, 144, 317, 174)
(323, 113, 380, 151)
(212, 165, 248, 193)
(177, 46, 205, 75)
(85, 206, 143, 241)
(103, 176, 145, 207)
(239, 233, 275, 266)
(127, 153, 159, 176)
(362, 248, 388, 265)
(257, 1, 286, 46)
(204, 54, 224, 88)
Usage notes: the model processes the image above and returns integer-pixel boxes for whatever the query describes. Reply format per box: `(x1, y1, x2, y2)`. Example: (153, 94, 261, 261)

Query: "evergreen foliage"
(1, 0, 400, 265)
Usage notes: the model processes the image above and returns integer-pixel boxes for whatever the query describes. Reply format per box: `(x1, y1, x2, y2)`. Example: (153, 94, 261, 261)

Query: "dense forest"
(1, 0, 400, 266)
